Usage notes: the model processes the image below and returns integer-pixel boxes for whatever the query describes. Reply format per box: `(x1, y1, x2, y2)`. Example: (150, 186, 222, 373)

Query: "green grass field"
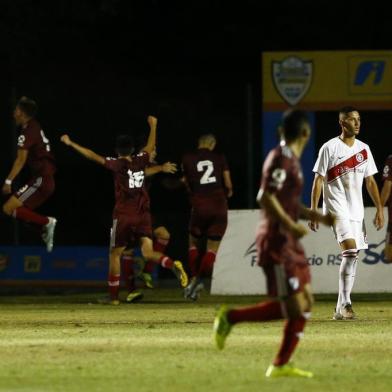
(1, 290, 392, 392)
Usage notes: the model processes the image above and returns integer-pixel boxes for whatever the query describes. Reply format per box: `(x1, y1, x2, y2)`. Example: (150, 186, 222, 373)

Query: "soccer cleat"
(189, 282, 204, 301)
(140, 272, 154, 289)
(341, 303, 356, 320)
(332, 308, 344, 320)
(126, 291, 144, 303)
(97, 297, 120, 306)
(42, 217, 57, 252)
(172, 260, 188, 288)
(184, 277, 198, 300)
(213, 305, 232, 350)
(265, 364, 313, 378)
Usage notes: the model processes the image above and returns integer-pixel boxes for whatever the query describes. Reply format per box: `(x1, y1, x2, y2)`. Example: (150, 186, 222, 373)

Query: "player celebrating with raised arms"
(2, 97, 57, 252)
(60, 116, 188, 305)
(309, 107, 384, 320)
(214, 110, 335, 378)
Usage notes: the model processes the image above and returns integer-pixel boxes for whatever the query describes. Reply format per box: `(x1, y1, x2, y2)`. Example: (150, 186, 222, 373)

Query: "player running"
(181, 134, 233, 300)
(309, 107, 384, 320)
(213, 110, 335, 378)
(60, 116, 188, 305)
(381, 155, 392, 262)
(2, 96, 57, 252)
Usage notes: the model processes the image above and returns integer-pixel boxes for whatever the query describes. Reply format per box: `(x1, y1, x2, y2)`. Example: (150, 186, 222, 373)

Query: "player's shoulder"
(385, 154, 392, 165)
(23, 119, 40, 134)
(321, 137, 340, 150)
(355, 138, 370, 150)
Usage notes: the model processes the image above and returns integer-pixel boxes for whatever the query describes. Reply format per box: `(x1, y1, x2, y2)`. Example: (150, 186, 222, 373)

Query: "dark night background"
(1, 0, 391, 262)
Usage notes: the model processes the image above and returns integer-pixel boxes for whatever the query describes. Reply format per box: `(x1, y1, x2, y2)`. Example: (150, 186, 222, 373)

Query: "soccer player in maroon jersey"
(60, 116, 188, 305)
(213, 110, 335, 378)
(381, 155, 392, 262)
(2, 97, 57, 252)
(122, 150, 178, 303)
(181, 134, 233, 300)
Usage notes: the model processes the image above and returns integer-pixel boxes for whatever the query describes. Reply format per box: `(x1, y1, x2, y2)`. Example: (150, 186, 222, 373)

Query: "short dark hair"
(17, 96, 38, 118)
(115, 134, 134, 156)
(281, 110, 309, 141)
(339, 106, 358, 116)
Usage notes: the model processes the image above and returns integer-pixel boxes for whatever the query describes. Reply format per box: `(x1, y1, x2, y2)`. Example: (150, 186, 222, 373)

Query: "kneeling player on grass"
(213, 110, 335, 378)
(61, 116, 188, 305)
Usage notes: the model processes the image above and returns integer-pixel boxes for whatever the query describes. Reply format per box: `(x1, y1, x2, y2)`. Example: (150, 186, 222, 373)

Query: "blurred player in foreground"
(122, 148, 178, 303)
(182, 134, 233, 300)
(310, 107, 384, 320)
(60, 116, 187, 305)
(214, 110, 335, 378)
(2, 96, 57, 252)
(381, 155, 392, 262)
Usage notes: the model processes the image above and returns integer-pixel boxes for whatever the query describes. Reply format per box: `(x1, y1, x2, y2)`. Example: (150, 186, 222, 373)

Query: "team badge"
(272, 56, 313, 106)
(383, 165, 390, 175)
(356, 153, 364, 162)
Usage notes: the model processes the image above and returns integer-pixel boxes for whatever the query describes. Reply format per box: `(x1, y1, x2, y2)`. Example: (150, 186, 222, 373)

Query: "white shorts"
(332, 219, 368, 250)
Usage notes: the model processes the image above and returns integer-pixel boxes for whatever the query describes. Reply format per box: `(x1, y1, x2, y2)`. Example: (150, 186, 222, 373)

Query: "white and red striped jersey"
(313, 137, 377, 221)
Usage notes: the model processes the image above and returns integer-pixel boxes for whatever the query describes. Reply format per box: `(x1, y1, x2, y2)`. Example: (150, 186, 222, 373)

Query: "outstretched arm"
(60, 134, 106, 165)
(145, 162, 177, 177)
(2, 149, 28, 194)
(309, 173, 324, 231)
(365, 175, 384, 230)
(142, 116, 157, 155)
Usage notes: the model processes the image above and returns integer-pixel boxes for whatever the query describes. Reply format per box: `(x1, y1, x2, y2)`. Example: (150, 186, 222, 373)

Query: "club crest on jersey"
(383, 165, 389, 175)
(272, 56, 313, 106)
(356, 153, 364, 163)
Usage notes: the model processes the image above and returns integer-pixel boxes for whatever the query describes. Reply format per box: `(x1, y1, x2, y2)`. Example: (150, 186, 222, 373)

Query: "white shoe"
(332, 308, 343, 320)
(341, 303, 356, 320)
(42, 217, 57, 252)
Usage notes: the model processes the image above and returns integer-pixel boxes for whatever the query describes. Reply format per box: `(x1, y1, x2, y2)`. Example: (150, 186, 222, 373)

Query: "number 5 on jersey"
(197, 160, 216, 184)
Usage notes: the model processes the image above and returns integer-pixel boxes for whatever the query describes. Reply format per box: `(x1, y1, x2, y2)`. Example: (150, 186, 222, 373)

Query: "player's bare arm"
(381, 179, 392, 206)
(145, 162, 177, 177)
(142, 115, 157, 155)
(223, 170, 233, 198)
(309, 173, 324, 231)
(259, 191, 308, 239)
(365, 175, 384, 230)
(2, 149, 28, 195)
(60, 134, 106, 165)
(300, 206, 335, 227)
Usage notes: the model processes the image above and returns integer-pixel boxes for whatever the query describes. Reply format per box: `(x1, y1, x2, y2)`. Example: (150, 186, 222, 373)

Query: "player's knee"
(154, 226, 170, 241)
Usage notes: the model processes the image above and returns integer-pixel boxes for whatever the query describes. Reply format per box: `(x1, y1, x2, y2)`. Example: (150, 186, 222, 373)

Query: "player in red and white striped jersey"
(310, 107, 384, 320)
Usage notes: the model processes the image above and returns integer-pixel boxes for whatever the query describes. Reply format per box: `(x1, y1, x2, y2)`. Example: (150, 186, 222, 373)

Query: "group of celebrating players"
(2, 97, 392, 378)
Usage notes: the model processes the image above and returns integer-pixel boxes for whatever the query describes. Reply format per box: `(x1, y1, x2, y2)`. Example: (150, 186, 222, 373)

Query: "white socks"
(336, 249, 358, 312)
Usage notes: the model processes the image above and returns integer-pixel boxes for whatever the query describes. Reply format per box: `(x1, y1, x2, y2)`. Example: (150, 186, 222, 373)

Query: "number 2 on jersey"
(197, 160, 216, 184)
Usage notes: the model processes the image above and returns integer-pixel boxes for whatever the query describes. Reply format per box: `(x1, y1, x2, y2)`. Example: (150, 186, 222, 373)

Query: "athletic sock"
(153, 238, 169, 253)
(198, 250, 216, 278)
(159, 255, 174, 269)
(273, 314, 309, 366)
(337, 249, 357, 308)
(13, 206, 49, 227)
(108, 274, 120, 300)
(122, 255, 135, 293)
(227, 301, 283, 324)
(188, 246, 199, 277)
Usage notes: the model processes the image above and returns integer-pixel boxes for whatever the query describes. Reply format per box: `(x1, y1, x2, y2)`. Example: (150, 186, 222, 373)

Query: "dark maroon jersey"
(382, 155, 392, 224)
(104, 152, 150, 216)
(256, 144, 304, 264)
(17, 119, 56, 176)
(182, 148, 229, 197)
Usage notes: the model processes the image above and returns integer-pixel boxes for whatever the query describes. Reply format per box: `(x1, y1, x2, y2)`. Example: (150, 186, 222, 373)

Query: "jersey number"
(197, 160, 216, 184)
(127, 170, 144, 188)
(40, 130, 51, 152)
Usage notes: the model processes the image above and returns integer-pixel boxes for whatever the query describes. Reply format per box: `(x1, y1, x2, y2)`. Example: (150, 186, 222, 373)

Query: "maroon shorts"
(15, 176, 55, 210)
(258, 237, 310, 298)
(110, 211, 152, 249)
(189, 196, 228, 240)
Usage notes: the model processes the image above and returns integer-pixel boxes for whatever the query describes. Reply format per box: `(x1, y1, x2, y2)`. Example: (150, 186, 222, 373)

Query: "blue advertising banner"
(0, 246, 109, 287)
